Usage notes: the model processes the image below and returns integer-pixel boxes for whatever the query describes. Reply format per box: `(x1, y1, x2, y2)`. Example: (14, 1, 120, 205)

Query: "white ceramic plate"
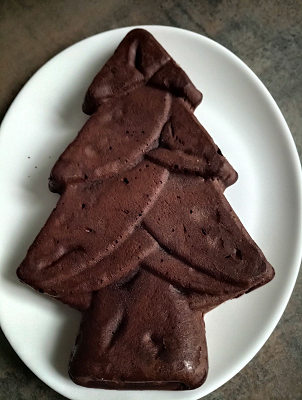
(0, 25, 301, 400)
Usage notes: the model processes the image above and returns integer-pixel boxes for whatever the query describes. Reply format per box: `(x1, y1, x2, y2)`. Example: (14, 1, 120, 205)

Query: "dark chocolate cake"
(17, 29, 274, 390)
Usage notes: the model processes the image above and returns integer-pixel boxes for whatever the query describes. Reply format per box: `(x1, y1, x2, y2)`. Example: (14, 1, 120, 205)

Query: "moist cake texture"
(17, 29, 274, 390)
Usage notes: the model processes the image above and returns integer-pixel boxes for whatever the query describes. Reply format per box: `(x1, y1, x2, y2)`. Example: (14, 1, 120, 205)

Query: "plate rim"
(0, 24, 301, 400)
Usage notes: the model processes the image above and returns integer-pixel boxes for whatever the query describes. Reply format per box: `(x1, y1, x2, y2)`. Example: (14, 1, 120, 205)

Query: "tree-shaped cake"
(17, 29, 274, 390)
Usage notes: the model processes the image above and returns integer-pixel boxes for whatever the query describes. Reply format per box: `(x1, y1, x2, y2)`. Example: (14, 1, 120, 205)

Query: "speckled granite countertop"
(0, 0, 301, 399)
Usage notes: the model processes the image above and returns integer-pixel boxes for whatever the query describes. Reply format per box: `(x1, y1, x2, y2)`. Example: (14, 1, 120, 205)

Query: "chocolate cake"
(17, 29, 274, 390)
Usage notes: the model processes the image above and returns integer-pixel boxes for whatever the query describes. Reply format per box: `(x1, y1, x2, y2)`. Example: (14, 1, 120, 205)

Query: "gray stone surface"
(0, 0, 301, 399)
